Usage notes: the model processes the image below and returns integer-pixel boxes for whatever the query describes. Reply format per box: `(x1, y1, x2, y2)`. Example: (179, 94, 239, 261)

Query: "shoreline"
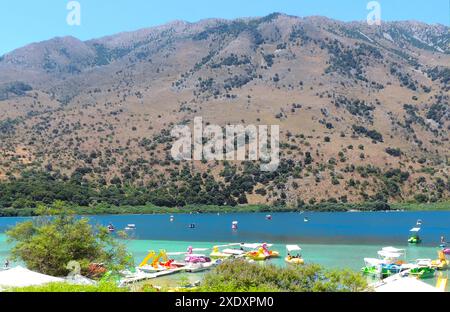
(0, 201, 449, 217)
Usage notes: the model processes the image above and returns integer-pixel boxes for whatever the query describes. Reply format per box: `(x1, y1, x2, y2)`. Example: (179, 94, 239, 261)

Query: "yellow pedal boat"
(210, 246, 233, 259)
(247, 252, 268, 261)
(431, 251, 449, 270)
(250, 244, 280, 260)
(285, 245, 304, 265)
(285, 256, 304, 265)
(268, 250, 280, 258)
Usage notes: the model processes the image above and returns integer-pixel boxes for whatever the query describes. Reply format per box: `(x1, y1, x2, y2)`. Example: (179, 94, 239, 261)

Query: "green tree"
(6, 201, 133, 277)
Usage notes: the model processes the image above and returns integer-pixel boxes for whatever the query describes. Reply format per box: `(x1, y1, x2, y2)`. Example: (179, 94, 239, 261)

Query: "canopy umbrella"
(286, 245, 302, 253)
(381, 247, 405, 253)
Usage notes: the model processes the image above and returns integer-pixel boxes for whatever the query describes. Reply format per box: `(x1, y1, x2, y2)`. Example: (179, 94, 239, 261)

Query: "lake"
(1, 211, 449, 289)
(1, 211, 448, 245)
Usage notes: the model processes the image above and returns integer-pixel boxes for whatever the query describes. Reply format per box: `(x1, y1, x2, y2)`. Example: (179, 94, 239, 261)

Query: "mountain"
(0, 13, 448, 208)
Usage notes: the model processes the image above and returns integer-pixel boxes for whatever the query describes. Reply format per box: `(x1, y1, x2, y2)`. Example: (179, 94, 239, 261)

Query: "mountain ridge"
(0, 13, 448, 208)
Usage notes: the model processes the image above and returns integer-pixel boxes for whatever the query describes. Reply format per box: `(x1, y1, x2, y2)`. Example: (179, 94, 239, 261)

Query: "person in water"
(441, 236, 446, 246)
(4, 259, 9, 269)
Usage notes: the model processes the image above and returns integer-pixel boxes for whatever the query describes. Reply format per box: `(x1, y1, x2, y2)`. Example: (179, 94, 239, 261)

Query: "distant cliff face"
(0, 13, 448, 206)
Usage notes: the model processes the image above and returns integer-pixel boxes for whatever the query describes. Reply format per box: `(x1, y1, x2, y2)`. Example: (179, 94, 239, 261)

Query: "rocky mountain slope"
(0, 13, 448, 208)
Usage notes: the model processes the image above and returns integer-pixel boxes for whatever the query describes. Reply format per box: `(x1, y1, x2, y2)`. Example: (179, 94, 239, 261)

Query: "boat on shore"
(361, 247, 407, 279)
(209, 245, 246, 259)
(135, 245, 221, 277)
(184, 261, 220, 273)
(246, 243, 280, 261)
(137, 249, 186, 273)
(431, 250, 449, 270)
(409, 266, 436, 279)
(210, 246, 232, 259)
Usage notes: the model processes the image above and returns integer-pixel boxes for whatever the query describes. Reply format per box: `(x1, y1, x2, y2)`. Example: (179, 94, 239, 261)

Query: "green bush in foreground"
(9, 281, 127, 293)
(196, 259, 368, 292)
(6, 201, 134, 277)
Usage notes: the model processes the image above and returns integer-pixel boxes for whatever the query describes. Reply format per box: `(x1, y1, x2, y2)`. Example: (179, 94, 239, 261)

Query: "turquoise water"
(1, 211, 449, 289)
(0, 235, 441, 271)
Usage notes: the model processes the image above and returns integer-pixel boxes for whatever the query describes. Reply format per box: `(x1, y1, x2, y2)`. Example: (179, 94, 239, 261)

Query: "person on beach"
(4, 259, 9, 269)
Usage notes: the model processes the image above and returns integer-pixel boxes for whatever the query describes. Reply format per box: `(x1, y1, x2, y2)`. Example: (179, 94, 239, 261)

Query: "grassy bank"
(8, 281, 128, 293)
(0, 201, 448, 217)
(0, 204, 274, 217)
(391, 201, 450, 211)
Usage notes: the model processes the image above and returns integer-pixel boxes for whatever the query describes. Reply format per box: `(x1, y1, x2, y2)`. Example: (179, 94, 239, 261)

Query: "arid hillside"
(0, 13, 448, 207)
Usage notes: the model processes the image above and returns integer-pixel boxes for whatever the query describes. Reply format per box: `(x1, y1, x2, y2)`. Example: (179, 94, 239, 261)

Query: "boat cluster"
(361, 246, 450, 280)
(210, 243, 280, 261)
(210, 243, 304, 265)
(120, 242, 305, 285)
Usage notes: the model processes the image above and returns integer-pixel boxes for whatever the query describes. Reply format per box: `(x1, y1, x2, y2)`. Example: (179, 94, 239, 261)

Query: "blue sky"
(1, 0, 448, 55)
